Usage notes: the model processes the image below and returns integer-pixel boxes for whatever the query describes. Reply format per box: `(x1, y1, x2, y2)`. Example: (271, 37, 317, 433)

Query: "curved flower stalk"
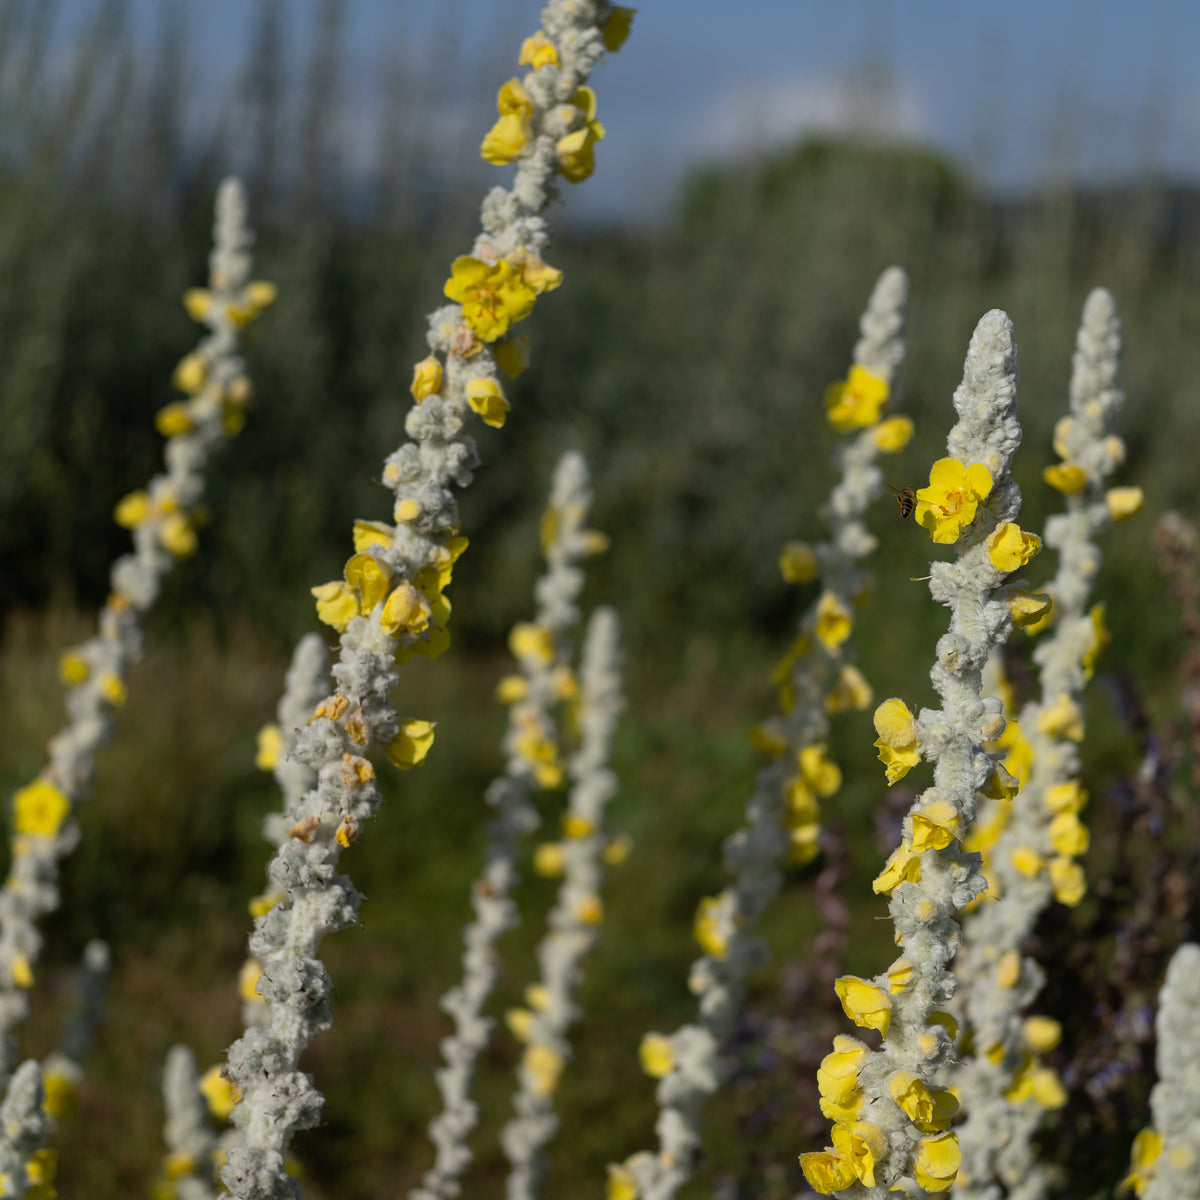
(799, 310, 1030, 1196)
(500, 605, 624, 1200)
(951, 289, 1139, 1200)
(219, 9, 630, 1198)
(410, 451, 607, 1200)
(153, 637, 330, 1200)
(1123, 943, 1200, 1199)
(606, 268, 909, 1200)
(0, 177, 273, 1088)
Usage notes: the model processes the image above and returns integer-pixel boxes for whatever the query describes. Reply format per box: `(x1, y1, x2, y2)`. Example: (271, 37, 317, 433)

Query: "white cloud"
(694, 73, 932, 163)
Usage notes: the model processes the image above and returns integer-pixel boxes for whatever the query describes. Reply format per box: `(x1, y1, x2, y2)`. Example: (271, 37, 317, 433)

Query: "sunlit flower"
(444, 256, 537, 342)
(986, 522, 1042, 573)
(873, 698, 920, 784)
(481, 78, 535, 165)
(825, 365, 889, 433)
(915, 457, 993, 544)
(556, 87, 605, 182)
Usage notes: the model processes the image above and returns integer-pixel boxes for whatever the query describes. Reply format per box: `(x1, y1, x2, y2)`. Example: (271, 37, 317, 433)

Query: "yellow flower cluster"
(800, 1016, 962, 1193)
(478, 9, 632, 180)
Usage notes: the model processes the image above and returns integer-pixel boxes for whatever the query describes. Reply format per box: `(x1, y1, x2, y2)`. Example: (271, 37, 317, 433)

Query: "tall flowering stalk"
(218, 8, 631, 1198)
(410, 451, 607, 1200)
(1123, 943, 1200, 1199)
(0, 177, 273, 1090)
(950, 289, 1142, 1200)
(501, 604, 624, 1200)
(800, 310, 1034, 1195)
(607, 267, 910, 1200)
(150, 635, 330, 1200)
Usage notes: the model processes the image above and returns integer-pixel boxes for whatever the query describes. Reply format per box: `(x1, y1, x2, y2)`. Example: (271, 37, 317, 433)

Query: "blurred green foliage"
(0, 1, 1195, 1198)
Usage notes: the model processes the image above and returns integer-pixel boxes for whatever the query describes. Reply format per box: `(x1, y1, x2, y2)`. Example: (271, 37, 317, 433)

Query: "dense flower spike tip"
(1127, 945, 1200, 1199)
(801, 308, 1019, 1195)
(221, 9, 622, 1197)
(611, 267, 909, 1200)
(952, 288, 1136, 1199)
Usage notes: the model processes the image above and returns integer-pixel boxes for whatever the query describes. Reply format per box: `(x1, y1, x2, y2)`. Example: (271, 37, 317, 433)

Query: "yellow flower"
(1023, 1015, 1063, 1053)
(199, 1065, 240, 1120)
(574, 894, 604, 925)
(495, 674, 528, 704)
(824, 365, 889, 433)
(996, 949, 1021, 988)
(345, 553, 391, 613)
(607, 1164, 638, 1200)
(159, 511, 198, 559)
(523, 1043, 563, 1097)
(1011, 846, 1044, 879)
(1122, 1128, 1162, 1195)
(1010, 589, 1054, 629)
(778, 540, 819, 584)
(1038, 693, 1084, 741)
(602, 6, 636, 51)
(603, 834, 633, 865)
(1049, 811, 1089, 857)
(494, 334, 530, 378)
(42, 1071, 76, 1121)
(1107, 486, 1144, 520)
(991, 718, 1033, 785)
(1082, 602, 1110, 680)
(825, 664, 873, 712)
(444, 256, 537, 343)
(873, 698, 920, 784)
(380, 582, 433, 639)
(987, 522, 1041, 573)
(831, 1120, 888, 1187)
(183, 287, 212, 321)
(411, 356, 443, 400)
(10, 954, 32, 989)
(638, 1033, 674, 1077)
(915, 458, 993, 544)
(834, 975, 892, 1038)
(872, 414, 914, 452)
(255, 724, 282, 771)
(817, 1035, 867, 1110)
(556, 87, 605, 183)
(519, 31, 558, 69)
(58, 651, 90, 686)
(912, 1131, 961, 1192)
(814, 590, 853, 650)
(888, 1072, 959, 1133)
(873, 843, 922, 894)
(352, 519, 392, 552)
(384, 719, 436, 769)
(505, 248, 564, 295)
(694, 894, 730, 959)
(1045, 780, 1087, 814)
(14, 779, 70, 838)
(887, 957, 915, 993)
(114, 490, 152, 528)
(466, 377, 510, 428)
(1044, 462, 1088, 493)
(155, 402, 193, 437)
(534, 842, 565, 878)
(1030, 1066, 1067, 1109)
(311, 581, 360, 632)
(481, 78, 534, 165)
(509, 621, 554, 665)
(1048, 855, 1086, 906)
(239, 959, 263, 1003)
(910, 799, 960, 852)
(799, 1148, 856, 1194)
(172, 352, 207, 394)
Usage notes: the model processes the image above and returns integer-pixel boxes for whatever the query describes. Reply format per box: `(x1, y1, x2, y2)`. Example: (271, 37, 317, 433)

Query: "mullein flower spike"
(411, 452, 608, 1200)
(951, 290, 1134, 1200)
(800, 310, 1024, 1196)
(608, 268, 909, 1200)
(0, 177, 271, 1093)
(502, 605, 624, 1200)
(220, 8, 628, 1197)
(1124, 944, 1200, 1199)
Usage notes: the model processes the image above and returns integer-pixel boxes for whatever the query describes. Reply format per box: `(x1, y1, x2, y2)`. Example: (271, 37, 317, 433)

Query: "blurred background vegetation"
(0, 0, 1197, 1197)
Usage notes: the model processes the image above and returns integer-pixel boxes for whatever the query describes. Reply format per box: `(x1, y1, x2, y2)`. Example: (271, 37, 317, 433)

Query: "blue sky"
(61, 0, 1200, 222)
